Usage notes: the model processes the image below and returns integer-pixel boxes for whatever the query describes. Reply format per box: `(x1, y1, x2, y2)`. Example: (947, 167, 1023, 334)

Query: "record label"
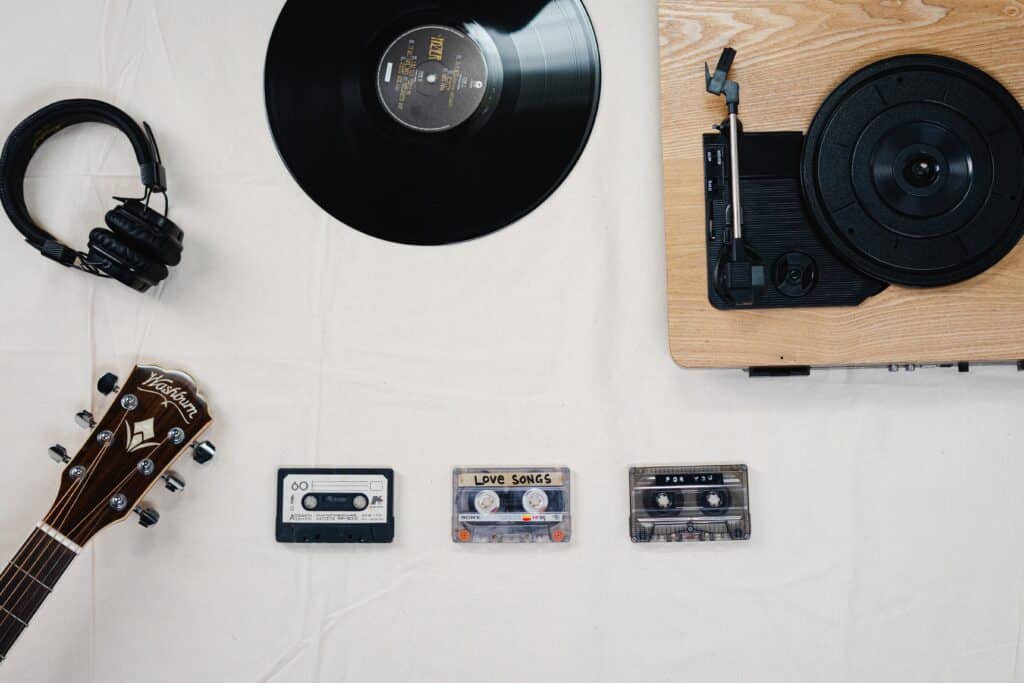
(376, 25, 489, 133)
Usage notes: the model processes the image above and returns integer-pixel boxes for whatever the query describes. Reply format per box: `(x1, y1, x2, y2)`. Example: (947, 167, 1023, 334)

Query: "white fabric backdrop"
(1, 2, 1022, 682)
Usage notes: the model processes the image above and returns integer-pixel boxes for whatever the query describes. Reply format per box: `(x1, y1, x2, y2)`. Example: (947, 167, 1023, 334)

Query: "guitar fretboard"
(0, 527, 77, 662)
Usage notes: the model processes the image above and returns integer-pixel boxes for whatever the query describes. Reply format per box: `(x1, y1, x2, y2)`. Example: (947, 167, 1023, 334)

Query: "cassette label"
(629, 464, 750, 543)
(453, 467, 571, 544)
(456, 470, 566, 488)
(654, 472, 724, 486)
(277, 469, 394, 544)
(281, 473, 389, 524)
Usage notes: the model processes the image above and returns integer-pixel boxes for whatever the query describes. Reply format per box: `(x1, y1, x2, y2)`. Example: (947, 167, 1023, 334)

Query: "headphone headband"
(0, 99, 167, 264)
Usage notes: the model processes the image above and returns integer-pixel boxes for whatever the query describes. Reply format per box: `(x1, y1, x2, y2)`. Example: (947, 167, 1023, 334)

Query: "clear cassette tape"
(452, 467, 571, 544)
(629, 464, 750, 543)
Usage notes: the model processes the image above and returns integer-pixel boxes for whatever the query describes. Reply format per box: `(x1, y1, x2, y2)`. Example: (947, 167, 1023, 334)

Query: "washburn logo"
(125, 418, 160, 453)
(138, 372, 199, 423)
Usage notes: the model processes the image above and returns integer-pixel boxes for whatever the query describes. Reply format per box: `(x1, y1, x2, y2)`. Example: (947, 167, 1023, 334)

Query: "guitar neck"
(0, 525, 79, 662)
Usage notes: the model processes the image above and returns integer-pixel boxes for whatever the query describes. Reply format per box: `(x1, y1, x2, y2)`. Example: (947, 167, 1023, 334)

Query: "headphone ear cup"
(105, 201, 183, 267)
(87, 228, 168, 292)
(83, 244, 135, 291)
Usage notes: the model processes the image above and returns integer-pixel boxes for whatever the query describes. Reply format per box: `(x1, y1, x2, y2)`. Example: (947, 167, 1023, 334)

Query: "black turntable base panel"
(804, 55, 1024, 288)
(703, 52, 1024, 310)
(704, 131, 887, 310)
(264, 0, 601, 246)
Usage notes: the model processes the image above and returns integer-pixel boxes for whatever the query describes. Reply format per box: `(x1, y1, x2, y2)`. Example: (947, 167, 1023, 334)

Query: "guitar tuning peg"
(133, 506, 160, 528)
(74, 410, 96, 429)
(97, 373, 120, 396)
(191, 441, 216, 465)
(48, 444, 70, 464)
(161, 472, 186, 493)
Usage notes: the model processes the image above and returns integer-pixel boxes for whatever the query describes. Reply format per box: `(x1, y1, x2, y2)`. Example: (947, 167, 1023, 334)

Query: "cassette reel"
(452, 467, 571, 544)
(629, 465, 750, 543)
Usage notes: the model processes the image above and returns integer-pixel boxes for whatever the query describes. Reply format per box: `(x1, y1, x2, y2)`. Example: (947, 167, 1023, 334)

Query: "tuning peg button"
(74, 411, 96, 429)
(162, 472, 186, 493)
(48, 445, 70, 464)
(97, 373, 120, 396)
(191, 441, 216, 465)
(134, 507, 160, 528)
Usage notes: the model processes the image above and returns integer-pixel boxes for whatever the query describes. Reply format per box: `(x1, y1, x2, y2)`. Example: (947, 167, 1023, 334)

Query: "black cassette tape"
(276, 468, 394, 544)
(452, 467, 571, 544)
(629, 465, 750, 543)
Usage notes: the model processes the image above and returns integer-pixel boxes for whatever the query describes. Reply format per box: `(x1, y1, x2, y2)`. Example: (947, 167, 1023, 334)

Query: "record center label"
(376, 25, 488, 132)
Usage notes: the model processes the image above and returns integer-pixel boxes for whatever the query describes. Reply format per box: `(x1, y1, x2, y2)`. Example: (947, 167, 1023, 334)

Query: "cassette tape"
(276, 468, 394, 544)
(452, 467, 571, 544)
(629, 465, 750, 543)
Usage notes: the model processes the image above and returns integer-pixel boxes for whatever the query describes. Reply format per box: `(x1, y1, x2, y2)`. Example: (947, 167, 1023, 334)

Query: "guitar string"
(0, 425, 119, 594)
(66, 441, 167, 539)
(0, 529, 63, 647)
(0, 434, 121, 642)
(0, 380, 210, 645)
(2, 433, 176, 631)
(0, 534, 41, 596)
(22, 405, 133, 583)
(50, 409, 133, 531)
(0, 407, 144, 640)
(0, 433, 117, 630)
(0, 444, 168, 645)
(0, 435, 174, 636)
(0, 530, 45, 648)
(0, 473, 96, 604)
(0, 378, 207, 652)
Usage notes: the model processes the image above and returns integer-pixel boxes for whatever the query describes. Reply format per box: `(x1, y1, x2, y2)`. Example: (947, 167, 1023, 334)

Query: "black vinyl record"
(265, 0, 601, 246)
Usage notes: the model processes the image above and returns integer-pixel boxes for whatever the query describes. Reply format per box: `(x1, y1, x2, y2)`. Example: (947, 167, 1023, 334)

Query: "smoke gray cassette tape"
(452, 467, 571, 544)
(629, 464, 750, 543)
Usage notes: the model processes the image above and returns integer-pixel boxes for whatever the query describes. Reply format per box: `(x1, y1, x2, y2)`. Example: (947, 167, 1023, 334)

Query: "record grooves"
(265, 1, 601, 246)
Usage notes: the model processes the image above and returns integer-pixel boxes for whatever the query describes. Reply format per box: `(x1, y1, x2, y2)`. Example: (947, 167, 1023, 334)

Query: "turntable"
(660, 1, 1024, 372)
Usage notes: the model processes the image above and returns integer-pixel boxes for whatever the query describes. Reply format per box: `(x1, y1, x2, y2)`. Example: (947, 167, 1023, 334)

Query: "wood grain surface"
(660, 0, 1024, 368)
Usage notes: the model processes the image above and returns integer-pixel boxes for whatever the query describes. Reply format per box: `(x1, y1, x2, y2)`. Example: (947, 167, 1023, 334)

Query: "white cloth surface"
(1, 1, 1023, 682)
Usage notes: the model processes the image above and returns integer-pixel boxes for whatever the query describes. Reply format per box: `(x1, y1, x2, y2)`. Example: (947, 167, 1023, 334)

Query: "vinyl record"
(265, 0, 601, 246)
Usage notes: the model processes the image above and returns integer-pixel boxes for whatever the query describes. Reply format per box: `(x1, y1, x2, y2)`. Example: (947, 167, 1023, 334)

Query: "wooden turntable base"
(660, 0, 1024, 369)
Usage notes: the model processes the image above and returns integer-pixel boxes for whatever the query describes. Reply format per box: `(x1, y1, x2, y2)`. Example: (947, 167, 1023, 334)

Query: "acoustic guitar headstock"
(42, 365, 215, 548)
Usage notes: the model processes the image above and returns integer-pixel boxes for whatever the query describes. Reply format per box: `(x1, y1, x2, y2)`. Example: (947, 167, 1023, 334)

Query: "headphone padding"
(82, 249, 145, 292)
(105, 202, 183, 267)
(88, 228, 168, 287)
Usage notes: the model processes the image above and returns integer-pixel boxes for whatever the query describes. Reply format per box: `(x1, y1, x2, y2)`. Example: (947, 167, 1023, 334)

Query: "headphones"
(0, 99, 183, 292)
